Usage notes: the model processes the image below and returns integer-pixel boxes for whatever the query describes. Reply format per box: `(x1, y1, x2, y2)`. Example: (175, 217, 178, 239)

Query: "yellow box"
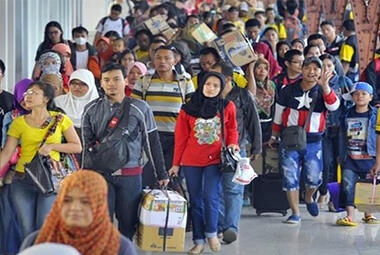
(137, 223, 185, 252)
(190, 23, 217, 44)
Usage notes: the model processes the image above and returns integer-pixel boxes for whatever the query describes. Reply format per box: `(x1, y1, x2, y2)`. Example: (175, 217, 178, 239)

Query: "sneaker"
(306, 202, 319, 217)
(362, 215, 380, 224)
(284, 214, 301, 224)
(336, 217, 358, 226)
(222, 229, 237, 244)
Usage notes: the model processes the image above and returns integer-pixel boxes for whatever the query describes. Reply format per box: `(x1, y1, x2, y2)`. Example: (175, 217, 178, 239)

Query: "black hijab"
(182, 72, 229, 119)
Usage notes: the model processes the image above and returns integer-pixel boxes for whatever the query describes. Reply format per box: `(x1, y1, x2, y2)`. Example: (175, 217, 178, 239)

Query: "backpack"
(141, 74, 188, 103)
(283, 15, 302, 41)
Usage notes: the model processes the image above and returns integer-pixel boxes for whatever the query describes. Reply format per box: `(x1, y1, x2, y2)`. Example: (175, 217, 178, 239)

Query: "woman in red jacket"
(169, 72, 239, 254)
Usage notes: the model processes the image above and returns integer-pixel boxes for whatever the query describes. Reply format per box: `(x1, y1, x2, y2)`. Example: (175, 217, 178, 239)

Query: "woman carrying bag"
(0, 81, 81, 241)
(169, 72, 239, 254)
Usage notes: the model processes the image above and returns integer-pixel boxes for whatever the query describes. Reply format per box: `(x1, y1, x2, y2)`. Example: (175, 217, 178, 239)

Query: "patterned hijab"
(254, 58, 275, 117)
(35, 170, 120, 255)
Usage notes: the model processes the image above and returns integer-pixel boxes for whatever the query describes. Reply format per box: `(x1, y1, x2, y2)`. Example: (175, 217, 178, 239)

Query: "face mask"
(42, 64, 60, 74)
(75, 37, 87, 46)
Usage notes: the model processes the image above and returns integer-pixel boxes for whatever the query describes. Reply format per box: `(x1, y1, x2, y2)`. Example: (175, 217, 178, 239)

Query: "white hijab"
(55, 69, 99, 127)
(19, 243, 81, 255)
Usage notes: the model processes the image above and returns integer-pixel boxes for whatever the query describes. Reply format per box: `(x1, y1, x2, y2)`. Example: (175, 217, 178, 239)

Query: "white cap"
(19, 243, 81, 255)
(240, 2, 249, 12)
(222, 4, 231, 12)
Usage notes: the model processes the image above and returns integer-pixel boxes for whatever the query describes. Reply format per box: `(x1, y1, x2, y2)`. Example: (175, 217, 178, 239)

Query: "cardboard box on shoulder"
(137, 189, 187, 252)
(210, 30, 256, 67)
(144, 15, 170, 35)
(190, 23, 217, 44)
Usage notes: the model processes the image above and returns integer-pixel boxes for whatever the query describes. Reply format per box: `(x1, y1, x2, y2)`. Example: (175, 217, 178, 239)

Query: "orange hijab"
(95, 37, 113, 67)
(52, 43, 74, 76)
(35, 170, 120, 255)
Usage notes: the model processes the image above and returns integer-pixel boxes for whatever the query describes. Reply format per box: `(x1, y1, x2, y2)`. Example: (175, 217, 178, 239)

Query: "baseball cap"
(351, 82, 373, 95)
(240, 2, 249, 12)
(302, 57, 322, 69)
(222, 5, 231, 12)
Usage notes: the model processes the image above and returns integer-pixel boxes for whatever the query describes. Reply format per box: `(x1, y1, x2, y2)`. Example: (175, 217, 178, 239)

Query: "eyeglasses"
(70, 81, 88, 88)
(23, 90, 42, 97)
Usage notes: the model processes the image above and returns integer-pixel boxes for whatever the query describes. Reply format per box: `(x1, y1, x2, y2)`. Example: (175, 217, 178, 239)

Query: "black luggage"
(251, 145, 290, 216)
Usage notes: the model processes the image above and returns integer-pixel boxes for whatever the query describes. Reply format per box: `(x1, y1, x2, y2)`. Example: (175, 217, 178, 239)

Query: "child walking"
(337, 82, 380, 226)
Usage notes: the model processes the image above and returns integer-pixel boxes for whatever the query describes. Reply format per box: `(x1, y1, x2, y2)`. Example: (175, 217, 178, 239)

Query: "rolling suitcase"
(251, 145, 290, 216)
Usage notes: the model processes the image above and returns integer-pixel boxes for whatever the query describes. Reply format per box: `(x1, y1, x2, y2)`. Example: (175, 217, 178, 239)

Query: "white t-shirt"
(76, 50, 89, 70)
(96, 17, 130, 37)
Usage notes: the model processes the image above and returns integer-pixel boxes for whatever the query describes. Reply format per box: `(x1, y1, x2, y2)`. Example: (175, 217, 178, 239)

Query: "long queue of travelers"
(1, 0, 380, 254)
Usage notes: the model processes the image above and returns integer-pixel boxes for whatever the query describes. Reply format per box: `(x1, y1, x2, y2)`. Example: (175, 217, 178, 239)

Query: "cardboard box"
(137, 189, 187, 252)
(137, 224, 185, 252)
(144, 15, 170, 35)
(139, 189, 187, 228)
(354, 180, 380, 213)
(210, 30, 256, 67)
(190, 23, 217, 44)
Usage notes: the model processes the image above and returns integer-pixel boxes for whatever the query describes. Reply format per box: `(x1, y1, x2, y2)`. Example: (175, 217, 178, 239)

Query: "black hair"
(28, 81, 64, 112)
(0, 59, 5, 74)
(154, 45, 178, 55)
(186, 14, 199, 24)
(265, 7, 274, 12)
(111, 3, 122, 13)
(114, 38, 128, 48)
(263, 27, 278, 36)
(72, 26, 89, 37)
(151, 38, 167, 45)
(104, 30, 121, 39)
(119, 49, 136, 62)
(228, 6, 239, 13)
(199, 47, 221, 62)
(101, 62, 127, 78)
(284, 49, 303, 62)
(152, 34, 167, 43)
(135, 29, 153, 40)
(307, 33, 327, 47)
(171, 40, 193, 75)
(342, 19, 355, 32)
(319, 53, 336, 65)
(212, 61, 234, 78)
(320, 20, 335, 28)
(286, 0, 298, 15)
(222, 23, 236, 31)
(43, 21, 64, 46)
(245, 18, 261, 29)
(303, 44, 320, 56)
(276, 41, 291, 52)
(291, 38, 305, 48)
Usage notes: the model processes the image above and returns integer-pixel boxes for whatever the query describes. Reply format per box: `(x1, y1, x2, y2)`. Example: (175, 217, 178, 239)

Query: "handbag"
(24, 114, 79, 196)
(281, 91, 318, 151)
(219, 101, 240, 173)
(83, 97, 135, 174)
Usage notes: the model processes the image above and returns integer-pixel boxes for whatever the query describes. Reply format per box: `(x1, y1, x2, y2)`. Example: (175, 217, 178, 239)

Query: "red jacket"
(173, 101, 239, 167)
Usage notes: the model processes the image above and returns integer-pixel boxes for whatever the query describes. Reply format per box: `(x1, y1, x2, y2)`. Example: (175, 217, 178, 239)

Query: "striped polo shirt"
(131, 71, 195, 133)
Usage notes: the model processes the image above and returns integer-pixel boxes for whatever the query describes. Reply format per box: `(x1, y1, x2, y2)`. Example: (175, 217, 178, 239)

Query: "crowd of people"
(1, 0, 380, 254)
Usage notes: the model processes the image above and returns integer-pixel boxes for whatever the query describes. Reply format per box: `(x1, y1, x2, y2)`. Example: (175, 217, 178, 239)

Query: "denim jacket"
(339, 105, 378, 161)
(326, 74, 353, 127)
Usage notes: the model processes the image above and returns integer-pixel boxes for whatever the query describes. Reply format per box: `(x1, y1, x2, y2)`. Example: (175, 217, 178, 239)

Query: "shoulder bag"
(281, 91, 318, 151)
(24, 114, 80, 196)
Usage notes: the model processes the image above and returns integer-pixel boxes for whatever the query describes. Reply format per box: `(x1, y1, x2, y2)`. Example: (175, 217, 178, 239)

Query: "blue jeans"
(9, 176, 56, 240)
(280, 141, 323, 191)
(183, 164, 222, 245)
(341, 169, 367, 207)
(218, 150, 246, 233)
(104, 174, 142, 240)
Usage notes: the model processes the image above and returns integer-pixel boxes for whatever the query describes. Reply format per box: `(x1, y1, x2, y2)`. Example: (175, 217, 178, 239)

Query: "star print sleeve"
(323, 89, 340, 111)
(173, 109, 191, 166)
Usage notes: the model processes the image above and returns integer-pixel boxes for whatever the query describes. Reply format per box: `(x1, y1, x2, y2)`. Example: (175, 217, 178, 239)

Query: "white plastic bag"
(232, 157, 258, 185)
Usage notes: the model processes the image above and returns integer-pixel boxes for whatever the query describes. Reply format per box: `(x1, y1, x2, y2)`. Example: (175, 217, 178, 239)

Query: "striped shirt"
(272, 81, 340, 135)
(131, 71, 195, 133)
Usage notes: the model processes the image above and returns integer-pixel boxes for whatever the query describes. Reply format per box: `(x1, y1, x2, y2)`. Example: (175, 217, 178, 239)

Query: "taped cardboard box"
(144, 15, 170, 35)
(137, 189, 187, 252)
(190, 23, 217, 44)
(354, 179, 380, 213)
(210, 30, 256, 67)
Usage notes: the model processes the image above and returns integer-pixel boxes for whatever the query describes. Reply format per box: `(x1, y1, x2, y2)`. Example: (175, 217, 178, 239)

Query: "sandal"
(336, 217, 358, 226)
(188, 245, 205, 254)
(207, 237, 221, 252)
(362, 215, 380, 224)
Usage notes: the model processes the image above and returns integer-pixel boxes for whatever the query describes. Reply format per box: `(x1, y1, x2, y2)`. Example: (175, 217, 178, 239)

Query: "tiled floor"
(138, 205, 380, 255)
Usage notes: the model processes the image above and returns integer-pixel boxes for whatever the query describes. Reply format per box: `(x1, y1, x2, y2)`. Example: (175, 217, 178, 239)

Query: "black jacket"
(226, 86, 262, 155)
